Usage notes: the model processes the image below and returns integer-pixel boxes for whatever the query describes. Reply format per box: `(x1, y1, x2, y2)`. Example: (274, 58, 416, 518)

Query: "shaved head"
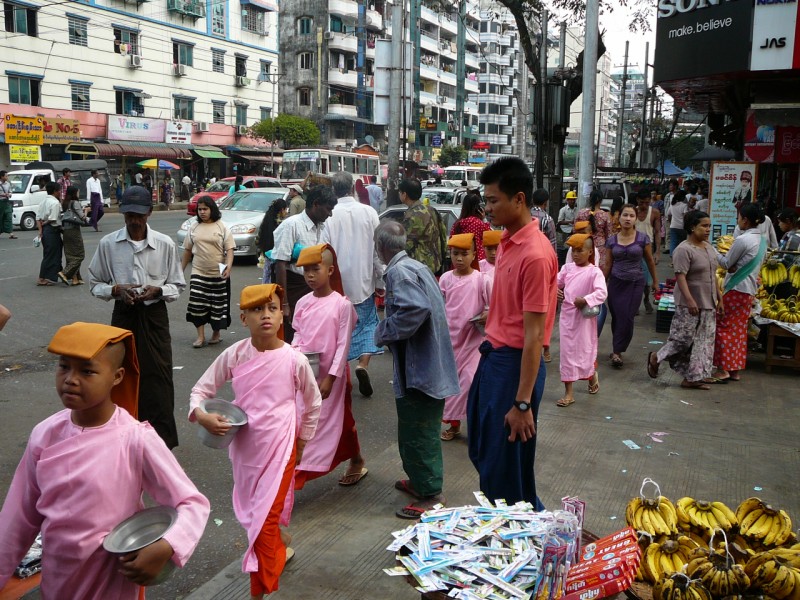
(321, 248, 334, 268)
(101, 341, 126, 370)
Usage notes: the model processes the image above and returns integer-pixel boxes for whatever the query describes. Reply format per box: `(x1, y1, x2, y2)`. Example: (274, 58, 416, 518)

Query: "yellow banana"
(775, 510, 794, 547)
(659, 497, 678, 533)
(650, 508, 670, 536)
(626, 497, 643, 528)
(749, 511, 775, 539)
(766, 513, 786, 546)
(709, 504, 732, 530)
(764, 564, 795, 599)
(736, 497, 763, 523)
(741, 507, 766, 535)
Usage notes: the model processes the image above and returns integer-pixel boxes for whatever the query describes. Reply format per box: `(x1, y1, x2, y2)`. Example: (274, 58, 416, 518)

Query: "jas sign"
(750, 0, 800, 71)
(654, 0, 753, 82)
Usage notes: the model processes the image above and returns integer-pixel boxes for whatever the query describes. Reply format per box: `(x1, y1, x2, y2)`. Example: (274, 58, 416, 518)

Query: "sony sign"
(658, 0, 739, 19)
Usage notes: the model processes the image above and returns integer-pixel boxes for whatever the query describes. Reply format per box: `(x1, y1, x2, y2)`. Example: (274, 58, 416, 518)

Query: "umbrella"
(137, 159, 180, 170)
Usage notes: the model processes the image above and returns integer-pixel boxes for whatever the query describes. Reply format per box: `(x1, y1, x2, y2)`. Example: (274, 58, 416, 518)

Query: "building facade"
(1, 0, 279, 176)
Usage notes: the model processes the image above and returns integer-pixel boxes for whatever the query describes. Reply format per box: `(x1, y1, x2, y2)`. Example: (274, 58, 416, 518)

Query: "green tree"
(251, 114, 321, 149)
(664, 135, 706, 168)
(438, 144, 467, 168)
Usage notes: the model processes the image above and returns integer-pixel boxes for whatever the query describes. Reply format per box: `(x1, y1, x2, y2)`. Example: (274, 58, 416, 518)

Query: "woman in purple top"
(603, 204, 658, 367)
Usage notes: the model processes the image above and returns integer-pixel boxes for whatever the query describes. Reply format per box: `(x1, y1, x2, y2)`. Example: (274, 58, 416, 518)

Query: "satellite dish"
(365, 135, 375, 145)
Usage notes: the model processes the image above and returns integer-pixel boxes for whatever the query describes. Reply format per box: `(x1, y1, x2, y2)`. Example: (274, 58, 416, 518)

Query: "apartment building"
(1, 0, 279, 175)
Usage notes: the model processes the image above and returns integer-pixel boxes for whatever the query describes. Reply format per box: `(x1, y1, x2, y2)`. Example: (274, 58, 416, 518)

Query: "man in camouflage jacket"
(398, 178, 447, 275)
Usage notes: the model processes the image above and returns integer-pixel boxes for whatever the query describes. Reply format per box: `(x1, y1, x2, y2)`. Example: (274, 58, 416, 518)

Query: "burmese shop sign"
(107, 116, 192, 144)
(654, 0, 754, 83)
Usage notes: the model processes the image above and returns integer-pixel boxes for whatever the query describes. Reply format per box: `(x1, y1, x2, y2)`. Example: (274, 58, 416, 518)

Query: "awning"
(235, 154, 281, 164)
(241, 0, 277, 11)
(193, 145, 228, 159)
(65, 142, 191, 160)
(690, 146, 736, 161)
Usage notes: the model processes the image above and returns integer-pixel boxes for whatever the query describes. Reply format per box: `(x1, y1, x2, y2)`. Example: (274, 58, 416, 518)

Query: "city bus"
(280, 148, 381, 186)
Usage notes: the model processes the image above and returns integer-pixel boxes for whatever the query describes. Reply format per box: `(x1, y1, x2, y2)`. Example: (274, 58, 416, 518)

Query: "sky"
(599, 4, 657, 79)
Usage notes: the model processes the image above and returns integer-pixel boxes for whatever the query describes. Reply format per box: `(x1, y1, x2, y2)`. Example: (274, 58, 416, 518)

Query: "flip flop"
(440, 428, 461, 441)
(192, 340, 207, 348)
(396, 496, 445, 520)
(610, 354, 623, 368)
(8, 234, 18, 239)
(57, 272, 70, 286)
(338, 467, 368, 486)
(588, 373, 600, 395)
(394, 479, 422, 499)
(703, 377, 728, 384)
(556, 397, 575, 407)
(355, 367, 373, 397)
(285, 547, 295, 563)
(36, 280, 56, 286)
(543, 349, 552, 363)
(208, 337, 222, 345)
(647, 352, 659, 379)
(681, 381, 710, 390)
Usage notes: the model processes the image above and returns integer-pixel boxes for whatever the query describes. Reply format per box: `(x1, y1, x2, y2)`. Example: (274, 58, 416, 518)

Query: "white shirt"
(86, 177, 103, 198)
(36, 194, 62, 225)
(557, 204, 578, 234)
(135, 173, 143, 184)
(182, 175, 191, 185)
(695, 197, 709, 212)
(717, 228, 763, 295)
(272, 211, 330, 276)
(733, 215, 778, 249)
(366, 184, 383, 212)
(326, 196, 385, 304)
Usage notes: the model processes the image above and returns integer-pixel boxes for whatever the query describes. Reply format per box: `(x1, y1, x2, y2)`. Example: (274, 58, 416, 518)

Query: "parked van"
(443, 166, 483, 185)
(9, 160, 111, 230)
(563, 175, 633, 210)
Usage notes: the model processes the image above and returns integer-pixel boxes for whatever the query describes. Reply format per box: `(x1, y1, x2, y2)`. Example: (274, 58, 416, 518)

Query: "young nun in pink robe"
(439, 233, 491, 440)
(556, 233, 608, 407)
(292, 243, 367, 488)
(479, 229, 501, 285)
(0, 322, 210, 600)
(190, 284, 321, 598)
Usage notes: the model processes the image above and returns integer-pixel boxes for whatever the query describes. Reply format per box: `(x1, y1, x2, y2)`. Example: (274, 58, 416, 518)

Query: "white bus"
(443, 165, 483, 185)
(280, 149, 381, 185)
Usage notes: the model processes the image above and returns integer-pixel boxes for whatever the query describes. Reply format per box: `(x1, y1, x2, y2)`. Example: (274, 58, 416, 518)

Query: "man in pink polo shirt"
(467, 157, 557, 509)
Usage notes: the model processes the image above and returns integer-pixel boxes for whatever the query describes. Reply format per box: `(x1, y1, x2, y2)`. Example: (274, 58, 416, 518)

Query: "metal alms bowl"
(303, 351, 321, 378)
(470, 314, 486, 336)
(103, 506, 178, 585)
(197, 398, 248, 449)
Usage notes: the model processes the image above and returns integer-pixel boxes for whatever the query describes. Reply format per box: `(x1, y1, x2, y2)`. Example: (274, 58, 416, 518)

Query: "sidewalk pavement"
(183, 277, 800, 599)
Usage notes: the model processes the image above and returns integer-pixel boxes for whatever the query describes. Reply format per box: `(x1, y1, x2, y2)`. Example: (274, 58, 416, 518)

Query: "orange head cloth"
(573, 220, 591, 234)
(482, 229, 502, 247)
(295, 243, 344, 296)
(47, 322, 140, 418)
(240, 283, 285, 340)
(566, 233, 595, 264)
(448, 233, 480, 271)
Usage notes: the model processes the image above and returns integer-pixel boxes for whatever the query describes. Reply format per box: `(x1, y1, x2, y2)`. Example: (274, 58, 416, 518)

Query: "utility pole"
(552, 21, 566, 184)
(387, 3, 403, 185)
(594, 97, 602, 176)
(638, 42, 649, 169)
(577, 0, 599, 209)
(455, 0, 466, 147)
(615, 41, 628, 168)
(534, 9, 547, 189)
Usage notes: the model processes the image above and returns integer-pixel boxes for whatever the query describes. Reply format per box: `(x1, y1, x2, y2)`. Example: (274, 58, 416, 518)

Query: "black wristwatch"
(514, 401, 531, 412)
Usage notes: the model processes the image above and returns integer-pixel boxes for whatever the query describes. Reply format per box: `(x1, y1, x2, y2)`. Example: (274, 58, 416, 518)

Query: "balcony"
(421, 4, 438, 24)
(167, 0, 205, 18)
(328, 0, 358, 22)
(328, 103, 358, 118)
(366, 8, 382, 30)
(328, 31, 357, 53)
(501, 125, 514, 136)
(420, 32, 439, 53)
(465, 53, 479, 69)
(465, 78, 479, 93)
(328, 68, 358, 88)
(439, 13, 457, 34)
(439, 69, 457, 85)
(420, 90, 437, 106)
(420, 63, 438, 82)
(499, 34, 512, 46)
(465, 100, 478, 113)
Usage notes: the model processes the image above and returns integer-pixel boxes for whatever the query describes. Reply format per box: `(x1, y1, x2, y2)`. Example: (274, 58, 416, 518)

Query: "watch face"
(516, 402, 530, 411)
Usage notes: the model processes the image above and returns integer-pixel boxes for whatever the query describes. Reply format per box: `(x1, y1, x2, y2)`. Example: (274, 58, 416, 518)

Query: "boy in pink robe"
(0, 322, 210, 600)
(292, 243, 367, 488)
(556, 234, 607, 407)
(479, 229, 501, 280)
(190, 284, 321, 598)
(439, 233, 491, 440)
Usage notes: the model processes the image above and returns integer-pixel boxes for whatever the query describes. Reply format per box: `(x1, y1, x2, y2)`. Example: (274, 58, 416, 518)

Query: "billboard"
(708, 161, 757, 241)
(4, 115, 44, 145)
(107, 115, 166, 143)
(654, 0, 753, 83)
(751, 0, 800, 71)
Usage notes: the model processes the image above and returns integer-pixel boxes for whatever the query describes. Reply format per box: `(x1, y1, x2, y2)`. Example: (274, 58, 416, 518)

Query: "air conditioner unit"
(236, 125, 248, 136)
(173, 64, 186, 76)
(195, 121, 209, 132)
(129, 54, 142, 68)
(323, 31, 334, 40)
(235, 76, 251, 87)
(438, 95, 448, 103)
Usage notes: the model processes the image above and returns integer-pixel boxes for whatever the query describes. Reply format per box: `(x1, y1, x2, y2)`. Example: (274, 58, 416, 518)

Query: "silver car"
(177, 188, 289, 258)
(379, 203, 462, 233)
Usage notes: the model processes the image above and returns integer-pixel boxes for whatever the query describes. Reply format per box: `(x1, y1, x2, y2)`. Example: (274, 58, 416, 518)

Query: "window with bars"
(298, 88, 311, 107)
(68, 16, 87, 46)
(71, 83, 90, 111)
(173, 42, 193, 67)
(113, 28, 139, 55)
(212, 101, 226, 124)
(115, 90, 144, 116)
(211, 2, 225, 36)
(174, 97, 194, 120)
(298, 52, 313, 70)
(8, 76, 41, 105)
(212, 49, 225, 73)
(3, 3, 37, 37)
(235, 104, 248, 126)
(242, 5, 266, 35)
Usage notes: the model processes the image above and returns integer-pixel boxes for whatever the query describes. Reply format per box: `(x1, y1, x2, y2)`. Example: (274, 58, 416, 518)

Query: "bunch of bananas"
(762, 295, 787, 320)
(746, 553, 800, 599)
(737, 498, 794, 546)
(711, 533, 755, 565)
(716, 235, 734, 254)
(676, 498, 738, 533)
(771, 546, 800, 570)
(776, 297, 800, 323)
(791, 265, 800, 290)
(641, 537, 701, 583)
(626, 496, 678, 536)
(653, 572, 712, 600)
(687, 552, 750, 597)
(762, 260, 789, 287)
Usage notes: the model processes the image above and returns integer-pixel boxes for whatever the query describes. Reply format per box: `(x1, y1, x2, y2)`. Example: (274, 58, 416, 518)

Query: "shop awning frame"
(65, 142, 191, 160)
(194, 148, 228, 159)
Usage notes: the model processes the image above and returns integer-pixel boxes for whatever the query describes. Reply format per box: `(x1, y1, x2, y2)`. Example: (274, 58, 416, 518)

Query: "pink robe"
(292, 291, 357, 474)
(479, 259, 495, 296)
(439, 270, 491, 421)
(557, 262, 608, 382)
(0, 407, 210, 599)
(189, 341, 321, 573)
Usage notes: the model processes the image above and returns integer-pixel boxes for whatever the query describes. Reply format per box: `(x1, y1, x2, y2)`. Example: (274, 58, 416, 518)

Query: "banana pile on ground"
(761, 295, 800, 324)
(762, 260, 789, 288)
(626, 492, 800, 599)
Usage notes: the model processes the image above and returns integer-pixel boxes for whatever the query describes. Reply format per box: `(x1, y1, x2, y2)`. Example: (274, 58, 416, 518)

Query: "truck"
(8, 160, 111, 230)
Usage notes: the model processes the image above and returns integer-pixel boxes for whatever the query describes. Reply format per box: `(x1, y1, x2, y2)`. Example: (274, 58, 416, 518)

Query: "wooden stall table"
(764, 324, 800, 373)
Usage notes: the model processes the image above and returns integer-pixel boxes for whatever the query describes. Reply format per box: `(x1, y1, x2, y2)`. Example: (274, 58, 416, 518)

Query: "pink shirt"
(0, 407, 210, 599)
(485, 220, 558, 349)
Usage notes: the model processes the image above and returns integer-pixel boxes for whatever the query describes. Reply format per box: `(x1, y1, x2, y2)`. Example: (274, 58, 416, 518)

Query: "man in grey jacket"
(374, 221, 459, 519)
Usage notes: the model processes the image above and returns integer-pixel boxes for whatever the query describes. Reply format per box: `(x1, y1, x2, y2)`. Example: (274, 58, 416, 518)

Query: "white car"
(177, 188, 289, 259)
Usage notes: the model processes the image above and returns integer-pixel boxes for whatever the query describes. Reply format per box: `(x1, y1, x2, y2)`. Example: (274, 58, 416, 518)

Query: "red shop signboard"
(775, 127, 800, 163)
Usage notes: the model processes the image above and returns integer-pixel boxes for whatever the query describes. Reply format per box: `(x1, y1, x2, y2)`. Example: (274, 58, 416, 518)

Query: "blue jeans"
(670, 228, 686, 255)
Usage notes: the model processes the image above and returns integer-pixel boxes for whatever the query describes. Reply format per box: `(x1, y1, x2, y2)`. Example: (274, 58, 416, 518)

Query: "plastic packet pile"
(384, 492, 580, 599)
(15, 533, 43, 579)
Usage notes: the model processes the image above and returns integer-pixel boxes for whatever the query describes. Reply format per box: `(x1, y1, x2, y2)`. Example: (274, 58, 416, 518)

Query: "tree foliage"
(663, 135, 706, 168)
(438, 144, 468, 168)
(250, 114, 321, 149)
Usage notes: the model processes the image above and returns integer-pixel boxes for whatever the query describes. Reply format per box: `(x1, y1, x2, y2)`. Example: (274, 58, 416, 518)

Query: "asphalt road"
(0, 211, 399, 599)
